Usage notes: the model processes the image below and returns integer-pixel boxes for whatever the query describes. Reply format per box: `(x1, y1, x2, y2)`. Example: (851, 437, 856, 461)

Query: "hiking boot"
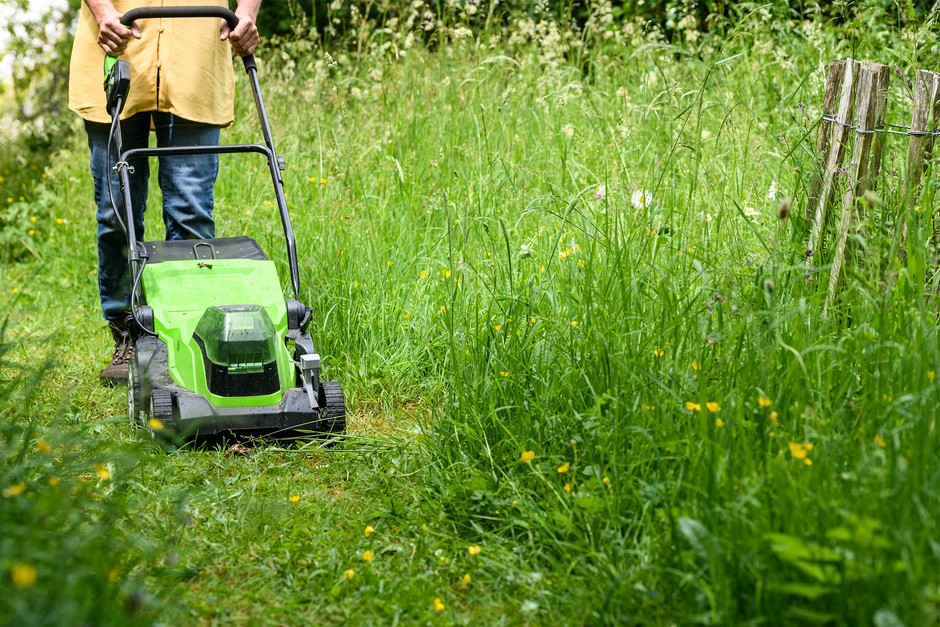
(100, 319, 133, 385)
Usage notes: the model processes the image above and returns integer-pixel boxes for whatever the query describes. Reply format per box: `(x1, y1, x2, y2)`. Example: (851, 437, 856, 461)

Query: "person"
(68, 0, 261, 383)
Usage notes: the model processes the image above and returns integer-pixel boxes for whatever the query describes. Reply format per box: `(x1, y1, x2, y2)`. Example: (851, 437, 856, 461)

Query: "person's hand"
(220, 13, 259, 57)
(94, 8, 141, 55)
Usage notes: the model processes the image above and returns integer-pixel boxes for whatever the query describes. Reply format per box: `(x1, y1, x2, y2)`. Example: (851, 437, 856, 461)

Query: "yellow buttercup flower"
(361, 550, 375, 562)
(344, 569, 355, 581)
(788, 442, 814, 460)
(10, 564, 36, 588)
(364, 525, 375, 537)
(520, 450, 535, 463)
(715, 418, 725, 428)
(685, 401, 701, 412)
(36, 440, 51, 453)
(433, 597, 446, 611)
(95, 462, 110, 481)
(706, 402, 720, 413)
(289, 495, 301, 503)
(461, 573, 471, 587)
(556, 462, 570, 474)
(2, 483, 26, 498)
(467, 545, 481, 556)
(564, 482, 572, 494)
(758, 396, 772, 408)
(148, 418, 164, 430)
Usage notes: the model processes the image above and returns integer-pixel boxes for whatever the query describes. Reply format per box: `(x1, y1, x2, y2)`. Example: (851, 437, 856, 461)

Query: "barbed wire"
(820, 114, 940, 137)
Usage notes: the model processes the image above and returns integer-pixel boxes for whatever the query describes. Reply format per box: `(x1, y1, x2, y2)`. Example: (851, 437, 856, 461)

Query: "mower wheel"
(150, 389, 175, 432)
(318, 380, 346, 432)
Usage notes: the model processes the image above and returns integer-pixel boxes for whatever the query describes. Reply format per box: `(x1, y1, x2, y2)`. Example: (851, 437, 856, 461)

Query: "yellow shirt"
(68, 0, 236, 125)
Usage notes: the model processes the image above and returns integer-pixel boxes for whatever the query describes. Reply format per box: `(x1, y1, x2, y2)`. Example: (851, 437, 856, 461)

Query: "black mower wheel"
(128, 351, 143, 427)
(150, 389, 175, 434)
(318, 381, 346, 433)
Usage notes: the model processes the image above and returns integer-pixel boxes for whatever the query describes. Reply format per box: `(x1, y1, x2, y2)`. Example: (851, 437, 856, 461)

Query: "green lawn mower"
(105, 6, 345, 440)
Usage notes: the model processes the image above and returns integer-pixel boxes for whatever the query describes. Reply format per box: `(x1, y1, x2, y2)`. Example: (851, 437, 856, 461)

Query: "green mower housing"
(128, 238, 344, 439)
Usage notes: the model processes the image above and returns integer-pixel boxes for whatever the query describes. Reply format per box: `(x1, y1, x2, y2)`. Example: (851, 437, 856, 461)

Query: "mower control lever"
(299, 353, 321, 410)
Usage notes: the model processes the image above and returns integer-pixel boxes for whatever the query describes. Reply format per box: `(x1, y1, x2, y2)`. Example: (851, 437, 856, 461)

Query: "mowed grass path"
(2, 22, 939, 625)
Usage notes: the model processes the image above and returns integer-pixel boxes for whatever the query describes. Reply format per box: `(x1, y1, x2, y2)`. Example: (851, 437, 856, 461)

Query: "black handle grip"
(120, 6, 239, 29)
(119, 6, 256, 70)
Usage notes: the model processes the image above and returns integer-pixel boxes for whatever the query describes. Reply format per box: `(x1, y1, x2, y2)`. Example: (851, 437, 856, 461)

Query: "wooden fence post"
(806, 60, 859, 269)
(824, 66, 883, 313)
(866, 62, 892, 181)
(901, 70, 940, 252)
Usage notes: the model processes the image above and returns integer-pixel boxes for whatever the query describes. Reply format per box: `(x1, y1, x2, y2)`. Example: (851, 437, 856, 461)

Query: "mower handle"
(119, 6, 255, 71)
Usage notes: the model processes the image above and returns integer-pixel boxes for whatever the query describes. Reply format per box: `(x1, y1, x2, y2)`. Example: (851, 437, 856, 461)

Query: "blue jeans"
(85, 112, 220, 321)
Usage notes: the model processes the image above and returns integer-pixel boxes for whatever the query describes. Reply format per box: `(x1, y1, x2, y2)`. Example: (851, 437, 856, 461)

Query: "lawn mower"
(104, 6, 345, 439)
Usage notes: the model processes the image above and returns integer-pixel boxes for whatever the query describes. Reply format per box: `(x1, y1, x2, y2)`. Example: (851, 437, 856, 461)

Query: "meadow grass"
(1, 3, 939, 624)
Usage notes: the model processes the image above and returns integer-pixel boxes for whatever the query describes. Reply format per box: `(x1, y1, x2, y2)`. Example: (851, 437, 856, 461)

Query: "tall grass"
(1, 1, 939, 624)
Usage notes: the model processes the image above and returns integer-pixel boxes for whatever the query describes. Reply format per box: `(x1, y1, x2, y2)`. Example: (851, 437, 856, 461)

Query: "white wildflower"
(631, 189, 652, 209)
(743, 206, 759, 218)
(767, 180, 779, 200)
(561, 124, 575, 139)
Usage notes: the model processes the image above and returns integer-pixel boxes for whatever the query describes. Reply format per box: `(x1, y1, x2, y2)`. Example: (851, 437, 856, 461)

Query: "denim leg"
(86, 114, 151, 321)
(153, 113, 220, 241)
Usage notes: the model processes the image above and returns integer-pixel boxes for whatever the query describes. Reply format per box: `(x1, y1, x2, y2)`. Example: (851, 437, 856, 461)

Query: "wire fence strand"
(821, 114, 940, 137)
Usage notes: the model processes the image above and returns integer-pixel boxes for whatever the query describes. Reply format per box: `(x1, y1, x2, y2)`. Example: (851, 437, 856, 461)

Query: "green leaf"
(766, 581, 833, 600)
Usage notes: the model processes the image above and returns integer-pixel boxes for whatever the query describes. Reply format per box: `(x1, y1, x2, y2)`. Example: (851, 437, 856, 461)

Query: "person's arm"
(220, 0, 261, 57)
(83, 0, 141, 55)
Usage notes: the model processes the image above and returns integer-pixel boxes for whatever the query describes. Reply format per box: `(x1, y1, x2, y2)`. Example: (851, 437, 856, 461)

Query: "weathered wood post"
(901, 70, 940, 253)
(824, 65, 883, 313)
(805, 60, 858, 268)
